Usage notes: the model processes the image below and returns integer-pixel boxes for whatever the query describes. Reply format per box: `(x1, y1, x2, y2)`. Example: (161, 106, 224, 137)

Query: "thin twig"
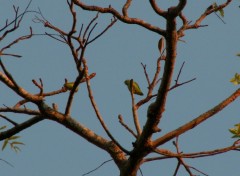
(83, 13, 99, 41)
(0, 58, 19, 88)
(82, 159, 113, 176)
(0, 114, 18, 126)
(0, 158, 14, 168)
(83, 58, 130, 154)
(64, 73, 83, 116)
(118, 114, 137, 138)
(86, 17, 117, 45)
(173, 161, 181, 176)
(141, 63, 151, 86)
(168, 62, 196, 91)
(0, 27, 33, 57)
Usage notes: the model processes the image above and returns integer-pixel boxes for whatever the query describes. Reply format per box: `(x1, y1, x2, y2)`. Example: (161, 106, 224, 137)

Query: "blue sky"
(0, 0, 240, 175)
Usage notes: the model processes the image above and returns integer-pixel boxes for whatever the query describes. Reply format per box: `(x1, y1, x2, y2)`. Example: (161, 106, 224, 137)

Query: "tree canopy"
(0, 1, 240, 176)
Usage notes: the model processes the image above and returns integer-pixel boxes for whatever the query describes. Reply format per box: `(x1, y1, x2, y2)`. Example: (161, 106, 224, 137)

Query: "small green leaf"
(12, 146, 21, 153)
(2, 139, 8, 151)
(230, 73, 240, 85)
(11, 141, 25, 146)
(229, 128, 237, 134)
(229, 124, 240, 138)
(219, 8, 224, 17)
(212, 2, 217, 9)
(236, 53, 240, 57)
(0, 126, 7, 131)
(8, 136, 20, 140)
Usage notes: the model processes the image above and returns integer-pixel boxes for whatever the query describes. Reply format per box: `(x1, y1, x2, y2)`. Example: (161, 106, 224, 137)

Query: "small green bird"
(64, 82, 79, 92)
(124, 79, 143, 96)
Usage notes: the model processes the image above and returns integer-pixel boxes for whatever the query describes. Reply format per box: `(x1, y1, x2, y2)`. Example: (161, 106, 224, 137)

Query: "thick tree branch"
(122, 0, 132, 16)
(0, 116, 44, 140)
(149, 0, 167, 18)
(72, 0, 166, 36)
(153, 89, 240, 147)
(0, 66, 43, 102)
(168, 0, 187, 17)
(37, 101, 127, 168)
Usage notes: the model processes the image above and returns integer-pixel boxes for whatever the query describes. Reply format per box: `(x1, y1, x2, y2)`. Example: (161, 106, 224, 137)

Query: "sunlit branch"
(0, 116, 44, 141)
(183, 0, 232, 31)
(0, 106, 40, 115)
(130, 80, 142, 136)
(122, 0, 132, 16)
(149, 0, 167, 18)
(118, 114, 137, 138)
(153, 89, 240, 147)
(0, 61, 43, 102)
(72, 0, 166, 36)
(83, 58, 130, 154)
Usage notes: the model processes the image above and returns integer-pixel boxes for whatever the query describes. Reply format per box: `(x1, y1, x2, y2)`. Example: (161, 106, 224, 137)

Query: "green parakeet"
(64, 82, 79, 92)
(124, 79, 143, 96)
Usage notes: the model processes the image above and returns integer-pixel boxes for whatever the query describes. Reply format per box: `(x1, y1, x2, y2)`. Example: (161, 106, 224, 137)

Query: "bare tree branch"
(82, 58, 130, 154)
(122, 0, 132, 16)
(153, 89, 240, 147)
(118, 114, 137, 138)
(129, 79, 142, 136)
(72, 0, 166, 36)
(0, 116, 44, 140)
(0, 114, 18, 126)
(149, 0, 167, 18)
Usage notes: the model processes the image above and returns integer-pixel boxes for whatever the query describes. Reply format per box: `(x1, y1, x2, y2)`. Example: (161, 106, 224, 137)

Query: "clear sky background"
(0, 0, 240, 176)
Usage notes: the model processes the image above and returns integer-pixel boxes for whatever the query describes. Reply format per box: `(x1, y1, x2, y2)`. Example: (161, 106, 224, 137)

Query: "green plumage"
(64, 82, 79, 92)
(124, 79, 143, 96)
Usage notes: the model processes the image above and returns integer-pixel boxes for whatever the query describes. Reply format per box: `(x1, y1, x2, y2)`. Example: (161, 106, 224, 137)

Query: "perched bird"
(64, 82, 79, 92)
(124, 79, 143, 96)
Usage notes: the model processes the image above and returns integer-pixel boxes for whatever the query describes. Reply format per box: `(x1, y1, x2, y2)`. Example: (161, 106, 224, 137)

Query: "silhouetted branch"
(0, 158, 14, 168)
(141, 63, 151, 86)
(0, 0, 33, 39)
(82, 159, 113, 176)
(0, 114, 18, 126)
(169, 62, 196, 91)
(0, 27, 33, 58)
(86, 16, 117, 45)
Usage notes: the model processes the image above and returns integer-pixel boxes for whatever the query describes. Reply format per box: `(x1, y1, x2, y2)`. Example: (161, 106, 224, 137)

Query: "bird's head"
(124, 80, 130, 85)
